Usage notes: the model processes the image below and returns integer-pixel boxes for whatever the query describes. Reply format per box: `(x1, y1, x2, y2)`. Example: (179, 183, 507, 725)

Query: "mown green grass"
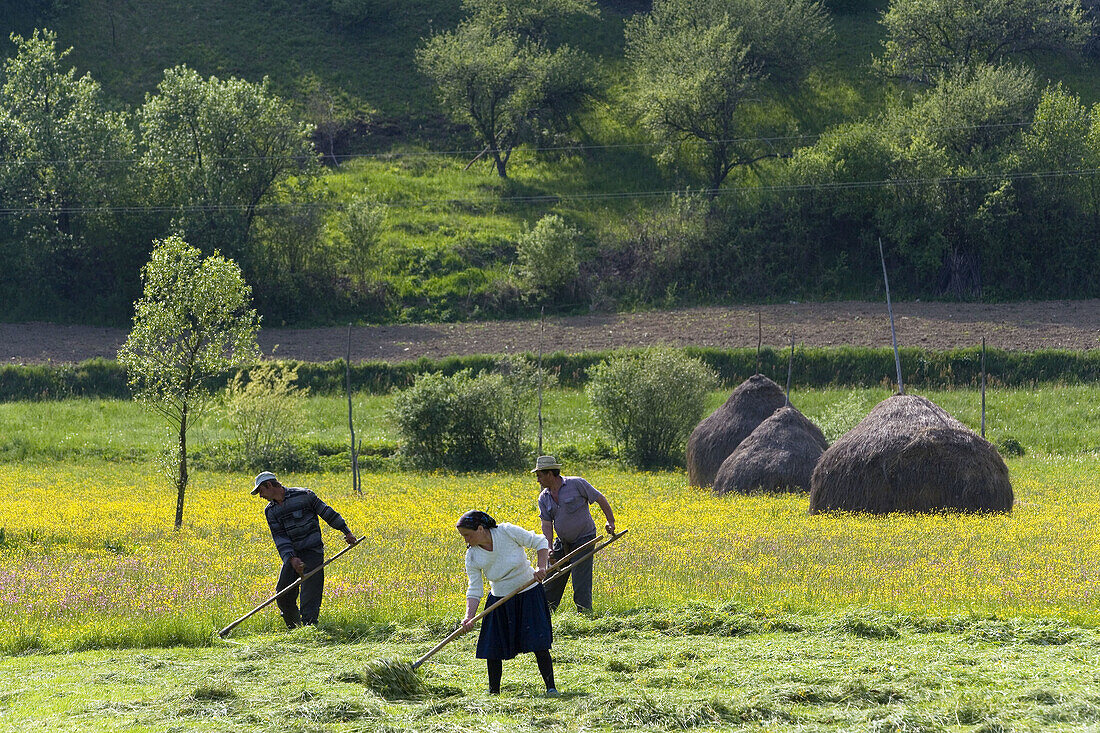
(0, 385, 1095, 465)
(1, 611, 1099, 732)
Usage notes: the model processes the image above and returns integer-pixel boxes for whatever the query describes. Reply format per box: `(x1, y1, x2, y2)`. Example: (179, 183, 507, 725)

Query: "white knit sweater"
(464, 523, 549, 599)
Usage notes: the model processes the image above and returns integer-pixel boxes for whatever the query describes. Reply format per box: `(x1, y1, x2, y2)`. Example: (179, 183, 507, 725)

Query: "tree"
(0, 29, 136, 318)
(139, 66, 320, 268)
(118, 236, 260, 529)
(878, 0, 1088, 84)
(789, 64, 1042, 297)
(999, 85, 1100, 293)
(881, 64, 1040, 296)
(624, 0, 832, 191)
(461, 0, 599, 39)
(416, 1, 597, 178)
(334, 195, 386, 283)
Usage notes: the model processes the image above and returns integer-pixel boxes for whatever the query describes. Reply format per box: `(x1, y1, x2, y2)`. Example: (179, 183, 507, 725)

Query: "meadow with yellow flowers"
(2, 454, 1098, 654)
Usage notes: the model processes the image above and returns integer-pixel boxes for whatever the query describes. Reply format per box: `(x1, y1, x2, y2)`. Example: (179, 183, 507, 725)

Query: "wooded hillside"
(3, 0, 1100, 325)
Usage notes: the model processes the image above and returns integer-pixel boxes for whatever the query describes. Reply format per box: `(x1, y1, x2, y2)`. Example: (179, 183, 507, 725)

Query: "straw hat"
(530, 455, 562, 473)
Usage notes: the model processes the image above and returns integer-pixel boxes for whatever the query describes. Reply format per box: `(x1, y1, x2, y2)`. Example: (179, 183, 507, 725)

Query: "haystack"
(712, 406, 828, 495)
(686, 374, 786, 487)
(808, 394, 1012, 514)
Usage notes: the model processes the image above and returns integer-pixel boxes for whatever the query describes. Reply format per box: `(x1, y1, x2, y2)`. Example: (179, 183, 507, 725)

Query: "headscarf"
(456, 510, 497, 531)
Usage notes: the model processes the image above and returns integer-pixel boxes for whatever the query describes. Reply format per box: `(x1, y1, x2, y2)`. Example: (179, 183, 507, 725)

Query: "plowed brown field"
(2, 300, 1098, 365)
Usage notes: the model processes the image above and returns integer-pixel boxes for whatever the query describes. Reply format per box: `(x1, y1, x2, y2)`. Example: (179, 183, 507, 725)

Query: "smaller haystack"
(686, 374, 786, 487)
(809, 394, 1012, 514)
(712, 406, 828, 495)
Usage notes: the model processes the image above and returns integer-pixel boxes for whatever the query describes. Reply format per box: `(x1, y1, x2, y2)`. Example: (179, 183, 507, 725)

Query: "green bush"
(586, 348, 717, 469)
(221, 362, 309, 457)
(516, 214, 581, 301)
(334, 196, 385, 283)
(995, 436, 1026, 457)
(390, 362, 534, 471)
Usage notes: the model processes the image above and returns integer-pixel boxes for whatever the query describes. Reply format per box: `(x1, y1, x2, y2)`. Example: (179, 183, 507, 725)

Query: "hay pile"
(809, 394, 1012, 514)
(712, 406, 828, 495)
(686, 374, 786, 487)
(359, 658, 426, 699)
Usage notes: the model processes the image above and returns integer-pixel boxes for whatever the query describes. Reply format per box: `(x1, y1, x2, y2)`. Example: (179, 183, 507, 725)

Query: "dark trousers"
(276, 548, 324, 627)
(543, 533, 595, 612)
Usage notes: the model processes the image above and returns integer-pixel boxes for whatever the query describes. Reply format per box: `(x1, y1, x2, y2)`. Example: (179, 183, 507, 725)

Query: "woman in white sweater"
(456, 510, 557, 696)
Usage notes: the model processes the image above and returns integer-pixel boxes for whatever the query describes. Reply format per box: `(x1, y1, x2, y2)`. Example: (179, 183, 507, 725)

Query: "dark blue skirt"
(475, 583, 553, 660)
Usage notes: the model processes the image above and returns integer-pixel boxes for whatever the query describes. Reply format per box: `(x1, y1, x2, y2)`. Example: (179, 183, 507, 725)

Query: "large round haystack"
(809, 394, 1012, 514)
(712, 406, 829, 495)
(686, 374, 786, 487)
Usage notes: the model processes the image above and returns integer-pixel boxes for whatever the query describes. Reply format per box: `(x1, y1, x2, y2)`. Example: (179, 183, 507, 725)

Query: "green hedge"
(1, 347, 1097, 401)
(0, 359, 131, 400)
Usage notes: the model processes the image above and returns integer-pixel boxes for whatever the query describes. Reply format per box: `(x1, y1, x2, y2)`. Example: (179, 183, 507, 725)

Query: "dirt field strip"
(2, 300, 1098, 365)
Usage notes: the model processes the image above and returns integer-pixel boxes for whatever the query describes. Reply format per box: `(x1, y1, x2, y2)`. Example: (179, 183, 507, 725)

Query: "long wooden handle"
(217, 537, 363, 638)
(411, 533, 604, 670)
(412, 529, 628, 670)
(544, 528, 628, 586)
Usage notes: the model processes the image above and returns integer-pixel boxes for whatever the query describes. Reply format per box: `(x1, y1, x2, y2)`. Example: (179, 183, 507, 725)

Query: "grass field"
(2, 616, 1099, 732)
(1, 457, 1100, 730)
(1, 385, 1098, 730)
(2, 385, 1099, 464)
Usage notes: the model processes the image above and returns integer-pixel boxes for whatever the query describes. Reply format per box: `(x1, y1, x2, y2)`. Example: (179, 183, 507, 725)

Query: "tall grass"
(1, 454, 1098, 653)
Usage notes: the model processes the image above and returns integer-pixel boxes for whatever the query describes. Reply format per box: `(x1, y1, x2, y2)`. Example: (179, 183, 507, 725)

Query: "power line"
(0, 114, 1092, 167)
(1, 166, 1098, 216)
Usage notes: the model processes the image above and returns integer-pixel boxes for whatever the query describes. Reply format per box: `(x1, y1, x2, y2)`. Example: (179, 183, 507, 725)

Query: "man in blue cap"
(252, 471, 357, 628)
(533, 455, 616, 612)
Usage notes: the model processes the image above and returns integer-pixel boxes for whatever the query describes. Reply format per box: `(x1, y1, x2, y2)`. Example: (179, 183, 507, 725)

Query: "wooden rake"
(217, 537, 364, 639)
(412, 528, 628, 670)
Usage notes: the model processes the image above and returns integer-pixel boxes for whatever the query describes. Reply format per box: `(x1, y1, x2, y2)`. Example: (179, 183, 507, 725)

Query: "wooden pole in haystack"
(537, 307, 545, 455)
(878, 238, 904, 395)
(756, 311, 762, 375)
(346, 324, 360, 494)
(785, 337, 794, 407)
(981, 337, 987, 438)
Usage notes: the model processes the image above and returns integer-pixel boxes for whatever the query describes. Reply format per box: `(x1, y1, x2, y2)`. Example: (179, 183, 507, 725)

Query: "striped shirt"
(264, 487, 350, 561)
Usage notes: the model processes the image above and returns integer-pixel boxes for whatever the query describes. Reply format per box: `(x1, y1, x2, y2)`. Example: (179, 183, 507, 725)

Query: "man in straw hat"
(533, 455, 616, 612)
(252, 471, 357, 628)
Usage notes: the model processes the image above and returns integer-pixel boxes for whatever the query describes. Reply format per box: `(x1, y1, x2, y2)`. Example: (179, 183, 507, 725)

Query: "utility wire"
(1, 166, 1097, 216)
(0, 114, 1092, 167)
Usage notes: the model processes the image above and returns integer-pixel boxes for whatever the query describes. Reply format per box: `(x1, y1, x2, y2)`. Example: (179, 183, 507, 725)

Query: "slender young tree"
(118, 236, 260, 529)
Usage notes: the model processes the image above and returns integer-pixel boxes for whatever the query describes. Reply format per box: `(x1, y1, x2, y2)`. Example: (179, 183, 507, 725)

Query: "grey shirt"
(538, 476, 604, 543)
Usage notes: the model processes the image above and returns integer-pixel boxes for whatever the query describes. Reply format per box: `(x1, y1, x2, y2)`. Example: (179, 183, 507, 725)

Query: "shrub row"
(1, 346, 1097, 401)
